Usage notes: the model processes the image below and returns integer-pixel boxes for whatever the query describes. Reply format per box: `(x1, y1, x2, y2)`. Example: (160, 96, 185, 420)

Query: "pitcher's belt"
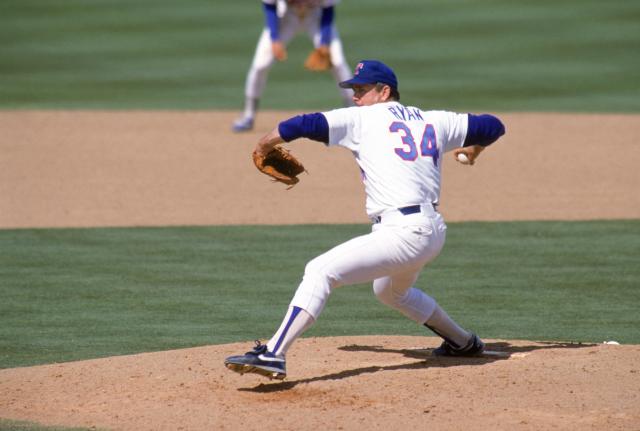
(371, 204, 437, 224)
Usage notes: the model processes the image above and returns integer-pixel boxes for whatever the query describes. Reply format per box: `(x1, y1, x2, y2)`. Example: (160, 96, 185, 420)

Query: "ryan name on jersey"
(386, 104, 424, 122)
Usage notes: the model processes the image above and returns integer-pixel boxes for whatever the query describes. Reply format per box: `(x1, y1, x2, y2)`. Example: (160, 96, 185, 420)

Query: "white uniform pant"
(290, 209, 447, 323)
(244, 11, 353, 104)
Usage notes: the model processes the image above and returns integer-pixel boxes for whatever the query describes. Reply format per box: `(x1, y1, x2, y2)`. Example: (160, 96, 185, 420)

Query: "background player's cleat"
(432, 333, 485, 357)
(232, 117, 254, 132)
(224, 341, 286, 380)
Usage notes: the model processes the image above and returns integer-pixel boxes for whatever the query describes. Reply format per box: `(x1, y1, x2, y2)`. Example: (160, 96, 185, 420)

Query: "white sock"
(267, 306, 315, 357)
(424, 304, 471, 348)
(243, 97, 258, 119)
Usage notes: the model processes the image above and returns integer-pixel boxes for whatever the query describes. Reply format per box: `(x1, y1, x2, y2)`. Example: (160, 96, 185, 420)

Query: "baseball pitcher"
(226, 60, 506, 380)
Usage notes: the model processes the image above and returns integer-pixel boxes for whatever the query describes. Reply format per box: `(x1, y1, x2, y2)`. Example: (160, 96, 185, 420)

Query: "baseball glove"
(304, 46, 332, 71)
(252, 146, 306, 188)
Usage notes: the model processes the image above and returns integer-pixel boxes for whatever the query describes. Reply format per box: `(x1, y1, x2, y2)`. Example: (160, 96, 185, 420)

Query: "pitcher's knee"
(373, 283, 403, 307)
(303, 260, 339, 290)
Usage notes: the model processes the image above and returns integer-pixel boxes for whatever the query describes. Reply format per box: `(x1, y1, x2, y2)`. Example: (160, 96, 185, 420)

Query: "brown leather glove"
(252, 146, 306, 187)
(304, 46, 332, 71)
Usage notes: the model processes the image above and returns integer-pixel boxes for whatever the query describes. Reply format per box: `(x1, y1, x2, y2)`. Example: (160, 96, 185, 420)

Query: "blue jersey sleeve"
(319, 6, 334, 45)
(278, 113, 329, 144)
(263, 2, 279, 40)
(464, 114, 505, 147)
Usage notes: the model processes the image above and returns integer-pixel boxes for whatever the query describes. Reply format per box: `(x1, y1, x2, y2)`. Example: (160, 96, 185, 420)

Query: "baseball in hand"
(456, 153, 470, 164)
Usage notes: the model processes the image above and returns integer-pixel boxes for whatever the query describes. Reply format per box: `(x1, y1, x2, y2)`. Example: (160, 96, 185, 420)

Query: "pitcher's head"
(339, 60, 400, 105)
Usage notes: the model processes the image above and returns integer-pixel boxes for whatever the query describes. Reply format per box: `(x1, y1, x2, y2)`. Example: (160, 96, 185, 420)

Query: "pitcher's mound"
(1, 336, 639, 430)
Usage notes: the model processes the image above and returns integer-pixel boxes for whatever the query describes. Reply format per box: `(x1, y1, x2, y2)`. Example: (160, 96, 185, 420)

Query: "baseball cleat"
(224, 341, 286, 380)
(432, 333, 485, 357)
(232, 116, 254, 132)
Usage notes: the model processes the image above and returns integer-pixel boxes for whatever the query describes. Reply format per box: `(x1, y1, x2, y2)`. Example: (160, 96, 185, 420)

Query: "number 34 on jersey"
(389, 121, 439, 166)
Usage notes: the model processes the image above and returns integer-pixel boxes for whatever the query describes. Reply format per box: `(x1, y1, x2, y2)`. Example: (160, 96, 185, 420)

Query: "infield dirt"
(0, 111, 639, 430)
(2, 111, 639, 228)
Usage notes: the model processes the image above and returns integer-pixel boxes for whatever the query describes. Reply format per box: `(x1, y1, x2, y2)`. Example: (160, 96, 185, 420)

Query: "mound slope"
(1, 336, 639, 430)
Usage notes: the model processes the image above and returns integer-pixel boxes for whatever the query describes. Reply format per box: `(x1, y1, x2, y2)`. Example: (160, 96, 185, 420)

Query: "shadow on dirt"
(339, 340, 594, 358)
(239, 340, 596, 393)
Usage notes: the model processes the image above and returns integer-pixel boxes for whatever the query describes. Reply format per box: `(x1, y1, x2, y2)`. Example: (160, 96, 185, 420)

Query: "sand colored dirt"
(1, 111, 639, 228)
(1, 111, 639, 430)
(1, 337, 639, 431)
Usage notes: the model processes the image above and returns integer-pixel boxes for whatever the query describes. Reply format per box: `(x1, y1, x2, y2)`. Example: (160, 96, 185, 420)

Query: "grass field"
(1, 0, 639, 111)
(2, 221, 639, 370)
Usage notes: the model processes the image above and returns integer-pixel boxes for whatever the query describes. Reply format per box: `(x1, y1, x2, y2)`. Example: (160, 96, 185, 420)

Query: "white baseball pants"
(290, 207, 447, 323)
(244, 13, 353, 105)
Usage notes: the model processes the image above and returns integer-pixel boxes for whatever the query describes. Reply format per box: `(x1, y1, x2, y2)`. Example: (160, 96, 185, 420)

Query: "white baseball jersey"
(262, 0, 340, 18)
(322, 102, 469, 218)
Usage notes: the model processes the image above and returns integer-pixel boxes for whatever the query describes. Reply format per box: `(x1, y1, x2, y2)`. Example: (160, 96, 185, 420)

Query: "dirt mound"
(0, 336, 638, 430)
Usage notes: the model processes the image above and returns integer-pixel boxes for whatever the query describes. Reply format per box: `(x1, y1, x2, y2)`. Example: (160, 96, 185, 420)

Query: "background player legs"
(311, 29, 353, 106)
(328, 33, 353, 106)
(233, 29, 275, 132)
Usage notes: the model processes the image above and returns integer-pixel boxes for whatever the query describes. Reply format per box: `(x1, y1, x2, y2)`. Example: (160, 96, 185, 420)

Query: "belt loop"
(398, 205, 421, 216)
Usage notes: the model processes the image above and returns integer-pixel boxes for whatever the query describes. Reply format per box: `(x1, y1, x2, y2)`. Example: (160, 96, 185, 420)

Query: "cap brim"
(339, 77, 376, 88)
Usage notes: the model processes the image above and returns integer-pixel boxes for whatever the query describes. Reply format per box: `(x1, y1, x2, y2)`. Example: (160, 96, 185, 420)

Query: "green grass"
(0, 419, 101, 431)
(1, 221, 638, 370)
(0, 0, 638, 111)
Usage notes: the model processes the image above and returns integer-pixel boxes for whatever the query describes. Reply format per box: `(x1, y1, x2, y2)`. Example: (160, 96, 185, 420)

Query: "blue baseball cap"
(339, 60, 398, 90)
